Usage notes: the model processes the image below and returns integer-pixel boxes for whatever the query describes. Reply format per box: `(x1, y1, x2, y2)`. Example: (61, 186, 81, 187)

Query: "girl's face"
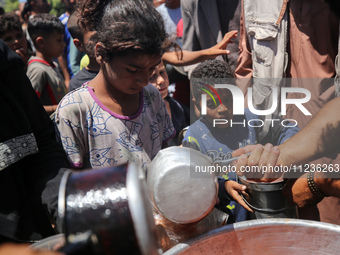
(101, 52, 162, 95)
(149, 62, 169, 99)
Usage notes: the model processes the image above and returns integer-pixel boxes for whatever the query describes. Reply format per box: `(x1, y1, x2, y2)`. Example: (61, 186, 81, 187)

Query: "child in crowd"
(183, 59, 300, 222)
(66, 10, 85, 78)
(149, 61, 187, 146)
(26, 13, 68, 115)
(0, 13, 29, 67)
(21, 0, 51, 54)
(162, 30, 238, 125)
(55, 0, 176, 172)
(67, 10, 99, 91)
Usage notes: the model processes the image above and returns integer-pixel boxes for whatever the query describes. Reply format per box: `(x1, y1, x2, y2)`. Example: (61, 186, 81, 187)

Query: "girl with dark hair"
(55, 0, 177, 172)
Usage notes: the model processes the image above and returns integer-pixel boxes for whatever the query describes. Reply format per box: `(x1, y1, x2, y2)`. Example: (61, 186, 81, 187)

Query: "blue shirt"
(59, 13, 73, 78)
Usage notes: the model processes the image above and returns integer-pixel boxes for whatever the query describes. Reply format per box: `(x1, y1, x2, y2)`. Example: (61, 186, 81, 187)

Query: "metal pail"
(147, 147, 217, 224)
(58, 163, 159, 255)
(238, 176, 297, 219)
(163, 219, 340, 255)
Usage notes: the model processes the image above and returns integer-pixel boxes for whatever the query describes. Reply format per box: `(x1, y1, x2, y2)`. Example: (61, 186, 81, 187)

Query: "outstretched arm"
(233, 97, 340, 179)
(276, 96, 340, 168)
(231, 97, 340, 205)
(162, 30, 238, 66)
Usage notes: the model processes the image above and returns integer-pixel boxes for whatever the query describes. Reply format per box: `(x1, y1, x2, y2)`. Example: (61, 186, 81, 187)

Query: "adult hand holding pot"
(232, 143, 283, 182)
(231, 142, 333, 209)
(231, 144, 297, 219)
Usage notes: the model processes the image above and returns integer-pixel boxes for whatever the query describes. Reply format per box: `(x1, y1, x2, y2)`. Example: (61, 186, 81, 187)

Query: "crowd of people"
(0, 0, 340, 253)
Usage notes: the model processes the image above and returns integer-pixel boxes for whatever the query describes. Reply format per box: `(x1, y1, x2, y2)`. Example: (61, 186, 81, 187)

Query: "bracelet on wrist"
(307, 171, 326, 198)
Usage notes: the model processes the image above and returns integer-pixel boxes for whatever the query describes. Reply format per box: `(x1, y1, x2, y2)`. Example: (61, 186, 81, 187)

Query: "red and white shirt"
(27, 56, 67, 106)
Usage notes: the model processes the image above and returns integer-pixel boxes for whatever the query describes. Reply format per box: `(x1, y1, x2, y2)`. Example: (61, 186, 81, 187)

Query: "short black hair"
(191, 59, 233, 79)
(28, 13, 64, 46)
(191, 59, 234, 100)
(0, 13, 23, 39)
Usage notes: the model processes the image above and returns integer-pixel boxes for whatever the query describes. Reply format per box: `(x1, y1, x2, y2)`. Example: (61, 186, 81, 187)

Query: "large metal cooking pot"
(57, 163, 159, 255)
(163, 218, 340, 255)
(147, 146, 218, 224)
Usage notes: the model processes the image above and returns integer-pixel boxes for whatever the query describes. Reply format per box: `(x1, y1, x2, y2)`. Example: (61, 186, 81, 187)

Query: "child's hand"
(205, 30, 238, 58)
(224, 180, 253, 212)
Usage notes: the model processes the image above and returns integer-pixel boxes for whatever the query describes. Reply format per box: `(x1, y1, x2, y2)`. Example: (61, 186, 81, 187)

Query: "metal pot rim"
(163, 219, 340, 255)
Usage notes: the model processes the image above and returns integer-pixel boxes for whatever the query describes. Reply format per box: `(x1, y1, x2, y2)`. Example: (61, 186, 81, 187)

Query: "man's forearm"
(279, 97, 340, 166)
